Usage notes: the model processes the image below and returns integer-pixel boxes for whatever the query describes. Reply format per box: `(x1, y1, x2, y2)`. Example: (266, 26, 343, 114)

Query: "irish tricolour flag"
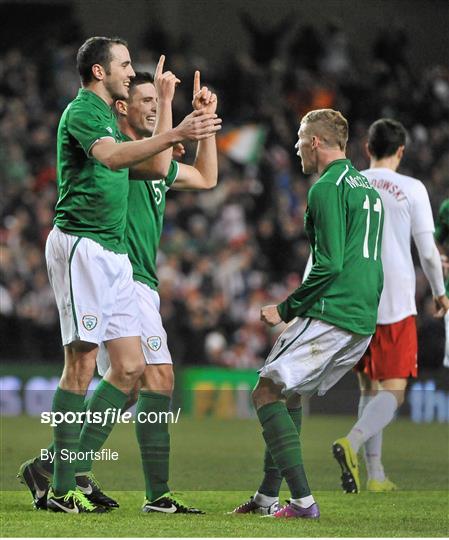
(217, 124, 267, 165)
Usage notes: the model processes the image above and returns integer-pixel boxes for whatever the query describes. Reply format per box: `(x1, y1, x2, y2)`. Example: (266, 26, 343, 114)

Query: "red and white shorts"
(355, 315, 418, 380)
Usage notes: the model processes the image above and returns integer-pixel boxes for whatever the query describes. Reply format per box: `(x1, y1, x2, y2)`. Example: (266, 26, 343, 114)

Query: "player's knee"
(252, 378, 283, 409)
(60, 371, 93, 394)
(158, 371, 174, 396)
(125, 359, 146, 381)
(61, 345, 97, 393)
(252, 386, 270, 409)
(112, 356, 145, 385)
(140, 365, 174, 397)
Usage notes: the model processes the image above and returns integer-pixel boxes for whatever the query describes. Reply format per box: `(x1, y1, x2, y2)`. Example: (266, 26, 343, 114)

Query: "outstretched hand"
(192, 70, 217, 114)
(174, 109, 222, 142)
(154, 54, 180, 102)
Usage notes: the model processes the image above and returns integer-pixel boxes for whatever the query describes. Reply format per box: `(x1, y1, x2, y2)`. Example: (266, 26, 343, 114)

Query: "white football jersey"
(362, 167, 435, 324)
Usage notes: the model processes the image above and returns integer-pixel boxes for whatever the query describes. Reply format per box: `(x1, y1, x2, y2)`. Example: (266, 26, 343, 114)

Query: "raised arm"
(91, 110, 221, 173)
(172, 71, 219, 190)
(130, 55, 178, 180)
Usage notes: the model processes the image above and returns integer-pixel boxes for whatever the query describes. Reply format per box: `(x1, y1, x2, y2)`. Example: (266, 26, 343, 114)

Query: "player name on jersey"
(345, 174, 372, 190)
(369, 178, 406, 201)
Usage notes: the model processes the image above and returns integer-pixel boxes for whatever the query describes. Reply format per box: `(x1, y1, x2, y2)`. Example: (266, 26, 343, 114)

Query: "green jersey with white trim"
(278, 159, 384, 335)
(54, 89, 129, 253)
(434, 198, 449, 295)
(126, 156, 179, 290)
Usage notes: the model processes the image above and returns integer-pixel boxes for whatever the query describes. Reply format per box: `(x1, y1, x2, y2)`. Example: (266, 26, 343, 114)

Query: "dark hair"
(367, 118, 407, 159)
(129, 71, 154, 92)
(76, 36, 128, 84)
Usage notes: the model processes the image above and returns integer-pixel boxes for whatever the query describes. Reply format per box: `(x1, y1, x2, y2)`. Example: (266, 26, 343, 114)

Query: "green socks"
(258, 407, 302, 497)
(136, 390, 171, 501)
(39, 398, 92, 476)
(52, 387, 85, 495)
(77, 380, 128, 473)
(256, 401, 311, 499)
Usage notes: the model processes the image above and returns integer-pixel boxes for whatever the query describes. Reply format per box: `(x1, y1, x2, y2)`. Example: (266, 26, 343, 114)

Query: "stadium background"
(1, 0, 448, 422)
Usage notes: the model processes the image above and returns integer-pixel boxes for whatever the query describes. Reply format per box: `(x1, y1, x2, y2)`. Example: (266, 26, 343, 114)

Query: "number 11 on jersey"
(362, 195, 382, 260)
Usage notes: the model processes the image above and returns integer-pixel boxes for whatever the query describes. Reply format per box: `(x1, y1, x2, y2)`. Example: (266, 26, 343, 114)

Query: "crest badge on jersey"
(82, 315, 98, 331)
(147, 336, 162, 351)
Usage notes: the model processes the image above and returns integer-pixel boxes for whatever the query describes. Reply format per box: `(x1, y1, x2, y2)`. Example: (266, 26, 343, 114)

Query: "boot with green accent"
(332, 437, 361, 493)
(47, 489, 108, 513)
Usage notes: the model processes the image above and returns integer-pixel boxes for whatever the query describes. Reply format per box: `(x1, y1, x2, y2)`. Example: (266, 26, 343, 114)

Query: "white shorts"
(96, 281, 172, 376)
(45, 227, 141, 346)
(259, 317, 371, 397)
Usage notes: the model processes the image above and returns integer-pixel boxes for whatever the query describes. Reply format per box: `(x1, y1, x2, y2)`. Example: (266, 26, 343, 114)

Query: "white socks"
(254, 490, 315, 509)
(357, 394, 386, 481)
(291, 495, 315, 508)
(347, 391, 398, 454)
(253, 491, 278, 506)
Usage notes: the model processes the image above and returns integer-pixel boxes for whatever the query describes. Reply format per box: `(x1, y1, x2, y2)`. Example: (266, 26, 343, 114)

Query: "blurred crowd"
(1, 15, 448, 369)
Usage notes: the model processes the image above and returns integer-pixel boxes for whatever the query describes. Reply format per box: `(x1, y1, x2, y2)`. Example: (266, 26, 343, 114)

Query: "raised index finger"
(154, 54, 165, 78)
(193, 70, 201, 96)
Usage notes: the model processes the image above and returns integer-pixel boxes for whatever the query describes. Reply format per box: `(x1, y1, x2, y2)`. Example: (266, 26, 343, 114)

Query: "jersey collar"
(77, 88, 113, 115)
(320, 158, 351, 177)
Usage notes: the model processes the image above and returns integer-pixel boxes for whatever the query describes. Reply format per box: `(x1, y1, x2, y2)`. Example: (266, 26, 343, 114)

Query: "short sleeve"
(67, 103, 115, 156)
(164, 161, 179, 189)
(411, 181, 435, 236)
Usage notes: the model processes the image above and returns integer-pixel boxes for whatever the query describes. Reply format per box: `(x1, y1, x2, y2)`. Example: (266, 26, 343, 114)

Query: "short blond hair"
(301, 109, 348, 150)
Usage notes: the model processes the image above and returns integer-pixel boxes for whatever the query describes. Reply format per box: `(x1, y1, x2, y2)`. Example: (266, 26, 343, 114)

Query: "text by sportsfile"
(40, 448, 119, 464)
(40, 407, 181, 427)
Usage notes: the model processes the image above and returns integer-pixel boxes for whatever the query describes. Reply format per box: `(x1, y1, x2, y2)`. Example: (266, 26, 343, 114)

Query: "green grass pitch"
(1, 415, 448, 537)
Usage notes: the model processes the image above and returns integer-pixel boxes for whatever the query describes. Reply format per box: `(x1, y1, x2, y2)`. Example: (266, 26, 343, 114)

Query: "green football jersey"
(54, 88, 129, 253)
(434, 198, 449, 295)
(126, 160, 179, 290)
(278, 159, 384, 335)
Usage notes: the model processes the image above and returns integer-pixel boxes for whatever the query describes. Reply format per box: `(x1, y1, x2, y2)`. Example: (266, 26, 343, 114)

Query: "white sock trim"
(253, 491, 279, 506)
(291, 495, 315, 508)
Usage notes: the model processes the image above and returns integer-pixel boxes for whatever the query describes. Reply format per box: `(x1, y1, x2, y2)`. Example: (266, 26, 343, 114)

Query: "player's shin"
(257, 407, 303, 498)
(256, 402, 312, 501)
(135, 390, 171, 501)
(76, 380, 128, 473)
(39, 397, 91, 476)
(52, 387, 85, 495)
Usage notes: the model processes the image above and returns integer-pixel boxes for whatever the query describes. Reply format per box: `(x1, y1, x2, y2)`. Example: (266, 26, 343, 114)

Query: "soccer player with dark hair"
(100, 63, 218, 513)
(233, 109, 384, 518)
(17, 37, 221, 514)
(18, 57, 219, 513)
(333, 118, 448, 493)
